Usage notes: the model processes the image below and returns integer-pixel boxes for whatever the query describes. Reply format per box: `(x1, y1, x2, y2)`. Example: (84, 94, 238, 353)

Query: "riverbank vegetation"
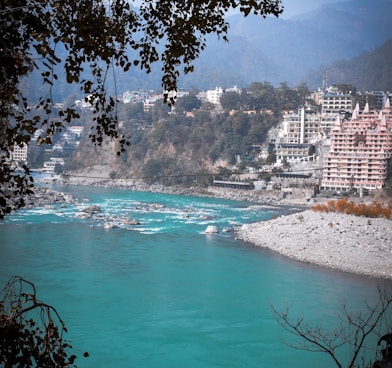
(311, 198, 392, 219)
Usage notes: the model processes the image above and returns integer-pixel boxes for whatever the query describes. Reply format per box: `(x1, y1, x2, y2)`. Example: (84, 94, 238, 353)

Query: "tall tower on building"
(322, 70, 328, 91)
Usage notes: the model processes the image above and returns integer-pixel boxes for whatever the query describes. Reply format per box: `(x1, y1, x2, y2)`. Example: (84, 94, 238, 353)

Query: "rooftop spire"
(363, 102, 369, 113)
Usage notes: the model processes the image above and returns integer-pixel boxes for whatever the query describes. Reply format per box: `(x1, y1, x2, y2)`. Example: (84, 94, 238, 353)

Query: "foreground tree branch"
(0, 0, 283, 218)
(271, 284, 392, 368)
(0, 276, 88, 367)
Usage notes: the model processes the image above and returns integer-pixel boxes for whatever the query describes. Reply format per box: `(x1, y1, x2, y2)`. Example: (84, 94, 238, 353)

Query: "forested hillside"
(67, 83, 309, 184)
(69, 105, 278, 185)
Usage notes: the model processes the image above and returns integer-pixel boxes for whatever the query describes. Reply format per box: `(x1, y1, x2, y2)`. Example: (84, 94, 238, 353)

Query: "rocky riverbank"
(235, 209, 392, 279)
(24, 187, 79, 208)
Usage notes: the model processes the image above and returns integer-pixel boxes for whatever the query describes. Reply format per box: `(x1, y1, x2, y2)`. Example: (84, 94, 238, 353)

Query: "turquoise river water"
(0, 186, 389, 367)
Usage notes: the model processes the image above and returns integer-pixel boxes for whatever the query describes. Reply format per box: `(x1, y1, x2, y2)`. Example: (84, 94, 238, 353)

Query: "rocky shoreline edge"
(235, 209, 392, 280)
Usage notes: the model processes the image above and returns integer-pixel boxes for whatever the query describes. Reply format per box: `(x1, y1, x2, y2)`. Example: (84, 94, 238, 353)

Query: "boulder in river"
(204, 225, 219, 234)
(81, 205, 101, 214)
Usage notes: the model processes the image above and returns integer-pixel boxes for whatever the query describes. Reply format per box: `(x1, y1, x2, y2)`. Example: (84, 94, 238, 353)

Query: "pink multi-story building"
(321, 99, 392, 192)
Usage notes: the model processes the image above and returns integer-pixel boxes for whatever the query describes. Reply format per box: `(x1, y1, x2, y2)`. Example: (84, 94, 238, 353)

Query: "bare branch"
(271, 283, 392, 368)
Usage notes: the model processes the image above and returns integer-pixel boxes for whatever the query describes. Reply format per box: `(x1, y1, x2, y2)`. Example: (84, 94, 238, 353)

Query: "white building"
(275, 143, 315, 165)
(68, 126, 84, 137)
(43, 158, 65, 173)
(321, 87, 353, 115)
(206, 87, 223, 105)
(143, 98, 157, 111)
(279, 106, 321, 145)
(122, 91, 135, 104)
(320, 114, 340, 136)
(275, 105, 337, 165)
(10, 143, 28, 163)
(225, 85, 242, 94)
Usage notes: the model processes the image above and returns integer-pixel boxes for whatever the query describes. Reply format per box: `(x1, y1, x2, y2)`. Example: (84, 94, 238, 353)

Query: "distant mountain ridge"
(21, 0, 392, 101)
(183, 0, 392, 89)
(305, 37, 392, 91)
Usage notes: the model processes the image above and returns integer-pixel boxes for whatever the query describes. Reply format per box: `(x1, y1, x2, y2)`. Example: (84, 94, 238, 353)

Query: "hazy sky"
(280, 0, 347, 18)
(132, 0, 392, 19)
(281, 0, 392, 18)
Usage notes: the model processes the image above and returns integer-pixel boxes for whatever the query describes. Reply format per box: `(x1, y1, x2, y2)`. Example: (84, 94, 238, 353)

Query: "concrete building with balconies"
(275, 143, 316, 165)
(280, 106, 322, 145)
(206, 87, 223, 105)
(321, 86, 354, 115)
(320, 100, 392, 192)
(276, 106, 322, 165)
(10, 143, 28, 163)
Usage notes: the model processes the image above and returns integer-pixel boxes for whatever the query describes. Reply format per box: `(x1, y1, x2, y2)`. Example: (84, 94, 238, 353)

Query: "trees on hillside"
(174, 94, 202, 113)
(0, 0, 283, 218)
(219, 81, 310, 112)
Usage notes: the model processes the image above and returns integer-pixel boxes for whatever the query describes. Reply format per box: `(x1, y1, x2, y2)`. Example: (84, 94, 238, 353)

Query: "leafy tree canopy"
(174, 94, 202, 112)
(220, 81, 310, 112)
(0, 0, 283, 219)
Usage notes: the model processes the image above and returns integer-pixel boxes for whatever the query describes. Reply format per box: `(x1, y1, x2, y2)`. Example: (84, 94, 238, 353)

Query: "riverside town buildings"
(320, 99, 392, 192)
(275, 87, 356, 166)
(273, 89, 392, 194)
(7, 84, 391, 195)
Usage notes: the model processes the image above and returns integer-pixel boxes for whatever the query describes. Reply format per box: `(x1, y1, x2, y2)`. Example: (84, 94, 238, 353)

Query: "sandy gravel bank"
(236, 210, 392, 279)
